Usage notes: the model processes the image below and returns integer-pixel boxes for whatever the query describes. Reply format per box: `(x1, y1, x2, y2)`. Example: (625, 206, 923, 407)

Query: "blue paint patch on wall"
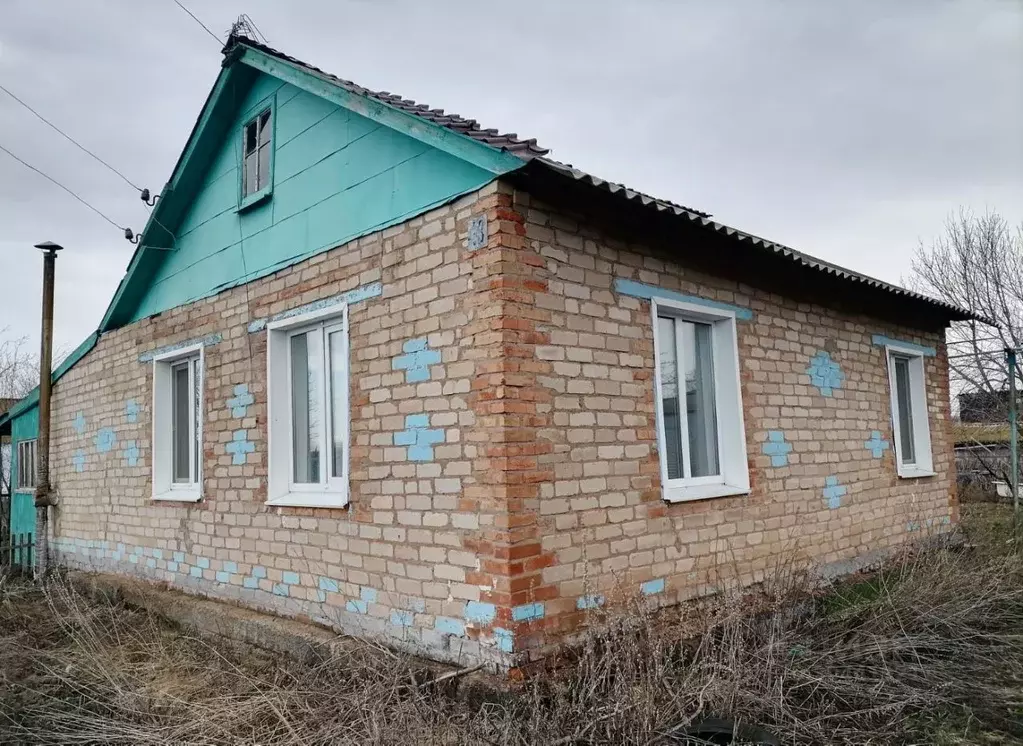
(190, 566, 203, 578)
(138, 333, 222, 363)
(94, 428, 117, 453)
(806, 351, 845, 397)
(125, 399, 140, 423)
(871, 334, 937, 357)
(465, 600, 497, 625)
(405, 597, 426, 613)
(346, 599, 368, 614)
(761, 431, 793, 467)
(282, 571, 300, 585)
(174, 551, 186, 563)
(227, 384, 254, 417)
(823, 476, 847, 510)
(613, 278, 754, 321)
(122, 440, 140, 467)
(72, 412, 87, 435)
(577, 594, 605, 610)
(216, 571, 231, 583)
(435, 616, 466, 636)
(640, 578, 666, 596)
(864, 430, 891, 458)
(223, 561, 237, 573)
(197, 557, 210, 569)
(394, 413, 444, 461)
(392, 338, 442, 383)
(72, 450, 86, 473)
(272, 583, 290, 597)
(318, 577, 339, 593)
(390, 610, 414, 627)
(467, 215, 488, 250)
(252, 565, 267, 579)
(247, 282, 383, 332)
(361, 587, 378, 603)
(226, 429, 255, 465)
(493, 627, 514, 653)
(512, 602, 545, 622)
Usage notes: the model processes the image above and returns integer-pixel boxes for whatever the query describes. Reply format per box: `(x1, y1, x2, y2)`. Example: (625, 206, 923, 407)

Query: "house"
(0, 34, 981, 666)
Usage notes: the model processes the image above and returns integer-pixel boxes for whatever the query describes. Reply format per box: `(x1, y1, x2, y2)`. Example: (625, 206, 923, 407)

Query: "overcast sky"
(1, 0, 1020, 354)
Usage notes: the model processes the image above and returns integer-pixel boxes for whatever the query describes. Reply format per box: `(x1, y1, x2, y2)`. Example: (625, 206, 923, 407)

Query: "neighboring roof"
(0, 332, 99, 435)
(953, 422, 1010, 446)
(0, 398, 16, 414)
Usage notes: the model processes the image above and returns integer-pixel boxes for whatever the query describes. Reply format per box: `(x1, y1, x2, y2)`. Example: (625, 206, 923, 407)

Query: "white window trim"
(15, 438, 36, 493)
(883, 342, 935, 479)
(650, 297, 750, 502)
(151, 343, 204, 502)
(266, 304, 350, 509)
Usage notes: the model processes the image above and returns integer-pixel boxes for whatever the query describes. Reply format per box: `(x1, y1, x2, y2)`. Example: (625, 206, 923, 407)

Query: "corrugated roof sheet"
(226, 35, 548, 159)
(226, 34, 985, 325)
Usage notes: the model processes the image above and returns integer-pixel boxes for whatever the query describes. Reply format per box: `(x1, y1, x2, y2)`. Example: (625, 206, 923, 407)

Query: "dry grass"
(1, 505, 1021, 745)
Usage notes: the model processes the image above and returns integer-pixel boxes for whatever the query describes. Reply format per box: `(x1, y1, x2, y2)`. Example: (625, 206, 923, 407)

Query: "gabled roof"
(96, 32, 983, 338)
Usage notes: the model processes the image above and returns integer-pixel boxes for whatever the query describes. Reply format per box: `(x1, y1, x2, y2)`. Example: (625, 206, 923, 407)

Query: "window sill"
(237, 188, 272, 213)
(663, 483, 750, 503)
(266, 492, 349, 509)
(896, 468, 937, 480)
(152, 489, 202, 503)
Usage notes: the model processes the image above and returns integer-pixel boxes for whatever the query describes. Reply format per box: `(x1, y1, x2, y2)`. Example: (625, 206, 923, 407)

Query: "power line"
(0, 141, 125, 231)
(0, 83, 142, 192)
(171, 0, 223, 45)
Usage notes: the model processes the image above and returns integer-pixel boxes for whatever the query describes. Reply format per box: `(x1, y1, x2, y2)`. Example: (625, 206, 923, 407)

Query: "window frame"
(151, 343, 205, 502)
(15, 438, 36, 492)
(266, 303, 350, 508)
(883, 343, 935, 478)
(238, 96, 276, 211)
(650, 297, 750, 502)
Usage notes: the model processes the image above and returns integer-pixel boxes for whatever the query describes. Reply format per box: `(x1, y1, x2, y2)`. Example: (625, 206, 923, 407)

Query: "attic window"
(242, 107, 272, 200)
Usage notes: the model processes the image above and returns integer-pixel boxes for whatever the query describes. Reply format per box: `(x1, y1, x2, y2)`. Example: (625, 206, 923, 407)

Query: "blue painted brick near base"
(390, 610, 414, 627)
(317, 590, 327, 603)
(216, 571, 231, 583)
(197, 557, 210, 569)
(166, 561, 178, 573)
(577, 594, 605, 610)
(641, 578, 665, 595)
(223, 561, 238, 574)
(173, 551, 185, 562)
(252, 565, 267, 579)
(360, 587, 378, 603)
(146, 558, 156, 569)
(493, 628, 514, 653)
(243, 577, 260, 590)
(272, 584, 290, 597)
(283, 571, 300, 585)
(153, 549, 163, 560)
(346, 599, 368, 614)
(512, 602, 545, 622)
(465, 601, 497, 624)
(435, 617, 466, 636)
(190, 566, 202, 578)
(318, 577, 339, 593)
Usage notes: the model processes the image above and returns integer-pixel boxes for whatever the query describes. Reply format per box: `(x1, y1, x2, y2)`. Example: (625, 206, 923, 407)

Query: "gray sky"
(1, 0, 1020, 354)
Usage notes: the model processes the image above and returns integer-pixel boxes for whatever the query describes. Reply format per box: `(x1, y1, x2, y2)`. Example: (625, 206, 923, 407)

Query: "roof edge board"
(236, 46, 527, 177)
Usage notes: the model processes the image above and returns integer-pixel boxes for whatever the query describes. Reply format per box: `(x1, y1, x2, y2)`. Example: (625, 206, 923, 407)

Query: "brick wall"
(43, 178, 956, 667)
(493, 186, 955, 657)
(48, 183, 522, 666)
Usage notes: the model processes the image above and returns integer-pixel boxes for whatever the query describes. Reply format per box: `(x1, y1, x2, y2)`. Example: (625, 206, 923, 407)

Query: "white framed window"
(883, 344, 934, 478)
(152, 344, 204, 501)
(16, 439, 36, 491)
(651, 298, 749, 502)
(266, 304, 349, 508)
(242, 107, 272, 199)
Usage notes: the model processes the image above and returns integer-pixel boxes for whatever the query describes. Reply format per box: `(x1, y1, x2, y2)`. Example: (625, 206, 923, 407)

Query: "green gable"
(100, 39, 527, 330)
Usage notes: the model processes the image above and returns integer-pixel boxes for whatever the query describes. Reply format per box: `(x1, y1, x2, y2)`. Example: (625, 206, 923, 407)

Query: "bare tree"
(912, 210, 1023, 496)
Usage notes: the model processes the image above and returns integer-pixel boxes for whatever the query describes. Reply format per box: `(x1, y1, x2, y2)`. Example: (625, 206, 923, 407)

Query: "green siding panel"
(9, 405, 38, 551)
(128, 74, 497, 323)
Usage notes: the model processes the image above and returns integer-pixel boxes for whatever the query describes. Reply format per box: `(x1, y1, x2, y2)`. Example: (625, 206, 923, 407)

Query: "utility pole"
(33, 241, 62, 578)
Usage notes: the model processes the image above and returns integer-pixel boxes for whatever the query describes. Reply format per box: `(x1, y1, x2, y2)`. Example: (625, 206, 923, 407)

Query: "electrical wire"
(0, 141, 125, 231)
(171, 0, 223, 45)
(0, 83, 142, 192)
